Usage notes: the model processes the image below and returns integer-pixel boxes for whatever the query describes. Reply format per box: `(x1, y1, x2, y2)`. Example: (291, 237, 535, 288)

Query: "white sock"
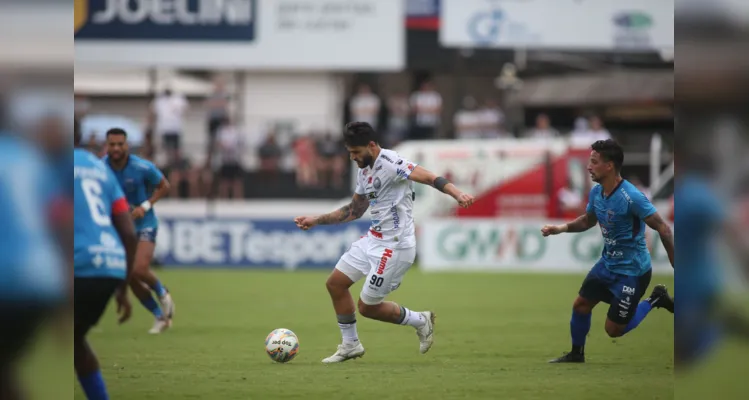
(399, 307, 426, 328)
(339, 322, 359, 345)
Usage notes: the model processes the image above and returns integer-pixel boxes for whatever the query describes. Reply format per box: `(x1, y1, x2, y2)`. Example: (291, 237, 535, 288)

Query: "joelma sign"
(74, 0, 256, 41)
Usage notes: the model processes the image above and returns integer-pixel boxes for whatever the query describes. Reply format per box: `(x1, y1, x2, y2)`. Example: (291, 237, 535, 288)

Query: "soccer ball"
(265, 328, 299, 363)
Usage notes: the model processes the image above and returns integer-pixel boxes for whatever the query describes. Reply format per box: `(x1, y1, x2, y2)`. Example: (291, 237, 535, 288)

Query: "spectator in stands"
(409, 80, 442, 140)
(557, 178, 586, 218)
(167, 148, 201, 199)
(316, 132, 346, 189)
(293, 134, 319, 188)
(526, 113, 560, 139)
(453, 96, 482, 139)
(385, 92, 410, 148)
(150, 87, 188, 165)
(347, 83, 382, 132)
(258, 132, 283, 186)
(477, 98, 506, 138)
(215, 117, 245, 199)
(205, 76, 231, 161)
(570, 115, 611, 147)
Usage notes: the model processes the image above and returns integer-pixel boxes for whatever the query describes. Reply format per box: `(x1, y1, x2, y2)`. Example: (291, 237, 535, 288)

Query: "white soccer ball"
(265, 328, 299, 363)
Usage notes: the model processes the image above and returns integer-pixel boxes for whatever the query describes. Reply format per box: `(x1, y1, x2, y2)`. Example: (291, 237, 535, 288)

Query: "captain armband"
(433, 176, 450, 193)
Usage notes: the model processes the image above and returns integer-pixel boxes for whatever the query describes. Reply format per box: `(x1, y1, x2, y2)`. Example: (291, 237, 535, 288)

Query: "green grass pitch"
(72, 269, 675, 399)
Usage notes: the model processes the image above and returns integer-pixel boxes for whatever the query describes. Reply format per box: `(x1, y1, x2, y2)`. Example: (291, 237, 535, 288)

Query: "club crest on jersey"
(368, 176, 373, 184)
(374, 177, 381, 189)
(363, 169, 368, 176)
(606, 210, 616, 225)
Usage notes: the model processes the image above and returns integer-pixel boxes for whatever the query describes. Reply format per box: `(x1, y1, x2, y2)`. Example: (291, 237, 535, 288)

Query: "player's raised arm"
(407, 165, 474, 208)
(294, 193, 370, 230)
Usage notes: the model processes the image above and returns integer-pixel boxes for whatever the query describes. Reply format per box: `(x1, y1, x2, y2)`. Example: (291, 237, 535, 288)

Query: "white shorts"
(335, 236, 416, 305)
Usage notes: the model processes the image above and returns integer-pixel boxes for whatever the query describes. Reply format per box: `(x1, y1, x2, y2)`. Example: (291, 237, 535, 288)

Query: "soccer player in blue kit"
(104, 128, 175, 334)
(541, 139, 675, 363)
(74, 129, 138, 400)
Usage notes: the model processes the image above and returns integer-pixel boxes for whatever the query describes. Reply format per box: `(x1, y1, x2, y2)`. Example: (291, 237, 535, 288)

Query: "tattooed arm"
(644, 212, 674, 268)
(294, 194, 370, 230)
(316, 193, 370, 225)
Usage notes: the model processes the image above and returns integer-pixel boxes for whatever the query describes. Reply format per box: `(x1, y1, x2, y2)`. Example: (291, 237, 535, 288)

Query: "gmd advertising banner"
(74, 0, 405, 70)
(418, 219, 674, 274)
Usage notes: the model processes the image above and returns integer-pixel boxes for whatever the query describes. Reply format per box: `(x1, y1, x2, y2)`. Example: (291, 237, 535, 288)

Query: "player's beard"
(109, 150, 127, 162)
(359, 153, 374, 169)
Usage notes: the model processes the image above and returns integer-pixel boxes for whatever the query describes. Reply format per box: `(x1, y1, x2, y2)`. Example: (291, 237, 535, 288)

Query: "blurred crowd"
(74, 75, 644, 201)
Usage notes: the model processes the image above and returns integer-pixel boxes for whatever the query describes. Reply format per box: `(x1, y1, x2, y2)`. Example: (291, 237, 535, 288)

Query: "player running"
(294, 122, 475, 363)
(74, 130, 137, 400)
(541, 139, 675, 363)
(104, 128, 175, 334)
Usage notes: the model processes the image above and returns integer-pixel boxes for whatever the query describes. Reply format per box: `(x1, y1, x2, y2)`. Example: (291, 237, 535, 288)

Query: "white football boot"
(416, 311, 435, 354)
(159, 292, 175, 321)
(322, 342, 366, 364)
(148, 318, 171, 334)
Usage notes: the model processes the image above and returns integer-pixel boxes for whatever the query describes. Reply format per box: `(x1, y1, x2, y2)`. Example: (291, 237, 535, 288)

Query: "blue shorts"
(579, 260, 652, 325)
(137, 227, 158, 243)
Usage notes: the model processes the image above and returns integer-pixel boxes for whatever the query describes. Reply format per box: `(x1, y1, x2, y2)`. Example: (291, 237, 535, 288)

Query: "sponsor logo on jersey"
(375, 164, 383, 171)
(390, 206, 400, 229)
(622, 285, 636, 296)
(373, 177, 381, 189)
(396, 168, 408, 178)
(407, 163, 414, 171)
(396, 159, 404, 165)
(381, 154, 394, 163)
(377, 248, 393, 274)
(366, 192, 378, 200)
(620, 188, 633, 204)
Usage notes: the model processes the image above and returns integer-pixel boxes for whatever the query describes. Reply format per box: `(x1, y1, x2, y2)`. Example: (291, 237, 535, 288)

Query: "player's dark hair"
(106, 128, 127, 138)
(343, 121, 378, 147)
(591, 139, 624, 172)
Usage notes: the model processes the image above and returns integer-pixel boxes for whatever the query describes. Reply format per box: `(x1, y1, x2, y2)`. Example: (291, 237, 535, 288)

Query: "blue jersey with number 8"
(74, 149, 128, 279)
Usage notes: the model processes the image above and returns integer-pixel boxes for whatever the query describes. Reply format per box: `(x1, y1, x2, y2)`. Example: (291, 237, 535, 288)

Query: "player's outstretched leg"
(550, 296, 595, 363)
(614, 284, 674, 336)
(134, 239, 175, 321)
(322, 268, 365, 364)
(357, 299, 435, 354)
(130, 280, 169, 334)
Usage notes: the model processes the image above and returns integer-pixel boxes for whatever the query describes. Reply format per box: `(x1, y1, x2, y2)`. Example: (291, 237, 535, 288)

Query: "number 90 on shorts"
(335, 236, 416, 305)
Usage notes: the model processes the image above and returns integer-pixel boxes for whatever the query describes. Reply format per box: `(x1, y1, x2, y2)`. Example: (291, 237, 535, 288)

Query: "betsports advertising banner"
(154, 217, 370, 269)
(440, 0, 674, 51)
(75, 0, 404, 70)
(418, 219, 674, 274)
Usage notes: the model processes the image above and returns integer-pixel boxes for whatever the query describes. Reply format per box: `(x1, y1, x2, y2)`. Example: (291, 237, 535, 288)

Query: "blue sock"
(570, 310, 592, 353)
(140, 296, 164, 319)
(77, 370, 109, 400)
(150, 280, 168, 298)
(623, 301, 652, 335)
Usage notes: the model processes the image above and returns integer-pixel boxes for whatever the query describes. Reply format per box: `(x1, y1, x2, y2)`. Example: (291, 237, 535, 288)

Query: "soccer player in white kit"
(294, 122, 475, 363)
